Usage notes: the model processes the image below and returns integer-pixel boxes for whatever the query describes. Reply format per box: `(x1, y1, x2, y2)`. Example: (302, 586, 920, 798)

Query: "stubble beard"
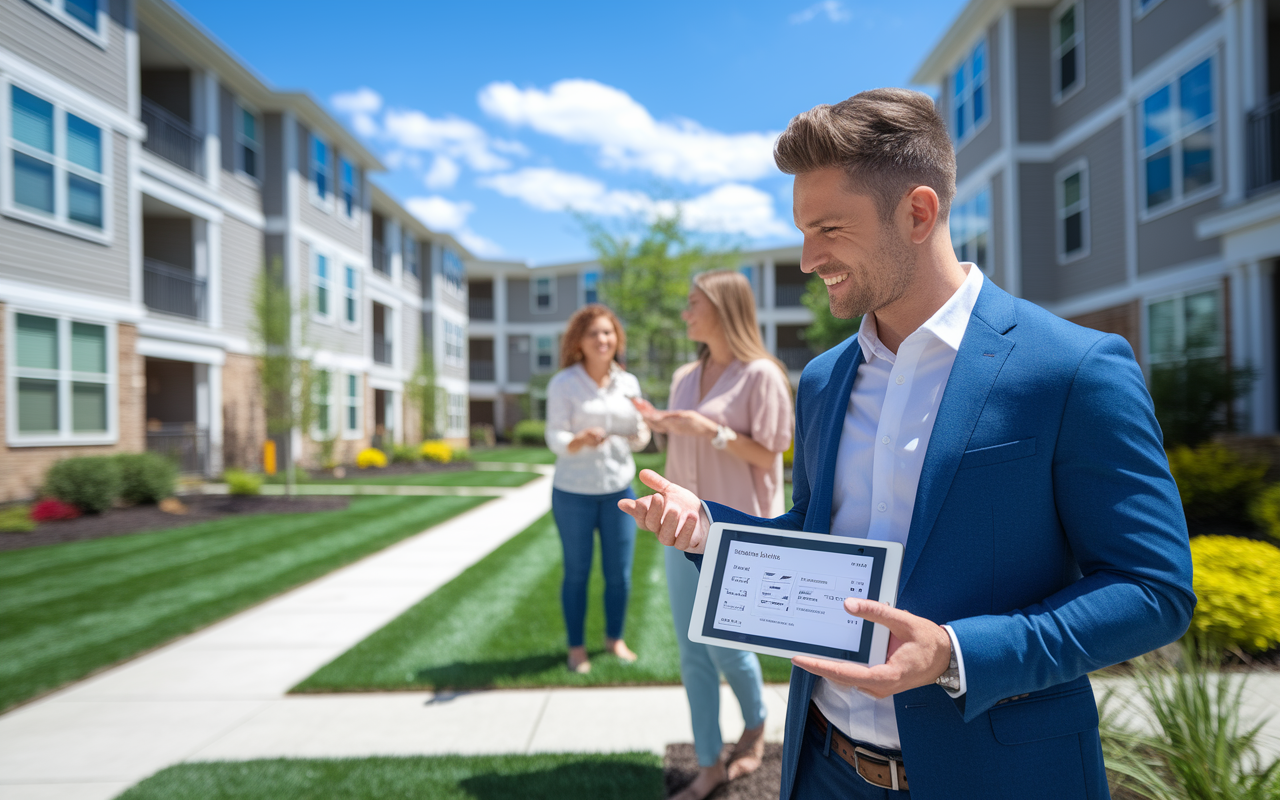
(825, 227, 918, 320)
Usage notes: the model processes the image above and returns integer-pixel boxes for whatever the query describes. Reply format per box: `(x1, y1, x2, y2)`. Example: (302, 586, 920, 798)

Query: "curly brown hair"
(559, 304, 628, 369)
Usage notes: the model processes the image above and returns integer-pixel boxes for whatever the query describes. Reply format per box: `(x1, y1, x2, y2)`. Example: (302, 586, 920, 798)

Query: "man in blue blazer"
(620, 89, 1194, 800)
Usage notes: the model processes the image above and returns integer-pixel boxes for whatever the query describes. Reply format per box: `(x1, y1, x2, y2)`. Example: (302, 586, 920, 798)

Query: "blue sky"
(178, 0, 967, 264)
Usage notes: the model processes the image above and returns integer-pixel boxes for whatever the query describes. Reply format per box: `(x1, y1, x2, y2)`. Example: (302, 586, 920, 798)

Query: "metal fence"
(141, 98, 202, 174)
(143, 259, 206, 320)
(147, 426, 210, 475)
(372, 241, 391, 276)
(775, 283, 808, 307)
(1247, 94, 1280, 196)
(469, 360, 495, 381)
(777, 347, 815, 372)
(469, 297, 494, 320)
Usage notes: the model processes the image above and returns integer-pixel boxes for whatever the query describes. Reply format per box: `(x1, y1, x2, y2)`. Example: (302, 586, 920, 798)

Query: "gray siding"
(503, 275, 579, 323)
(1051, 0, 1123, 136)
(507, 334, 532, 382)
(401, 301, 420, 364)
(220, 84, 235, 172)
(1016, 8, 1053, 143)
(0, 0, 131, 111)
(1132, 0, 1219, 75)
(265, 233, 284, 273)
(1054, 119, 1126, 298)
(220, 216, 264, 339)
(263, 114, 285, 218)
(1137, 197, 1221, 274)
(1018, 161, 1058, 302)
(0, 131, 130, 299)
(297, 184, 364, 252)
(988, 168, 1006, 289)
(955, 22, 1003, 181)
(221, 172, 263, 212)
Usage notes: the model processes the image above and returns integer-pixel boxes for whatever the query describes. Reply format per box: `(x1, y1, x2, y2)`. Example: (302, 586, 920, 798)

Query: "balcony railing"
(469, 297, 494, 320)
(777, 347, 815, 372)
(144, 259, 206, 321)
(470, 360, 495, 381)
(775, 283, 808, 308)
(1247, 94, 1280, 196)
(373, 335, 393, 365)
(147, 425, 210, 475)
(372, 241, 391, 276)
(141, 98, 202, 174)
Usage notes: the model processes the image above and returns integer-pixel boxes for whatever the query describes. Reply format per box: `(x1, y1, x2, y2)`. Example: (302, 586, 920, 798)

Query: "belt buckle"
(852, 745, 900, 791)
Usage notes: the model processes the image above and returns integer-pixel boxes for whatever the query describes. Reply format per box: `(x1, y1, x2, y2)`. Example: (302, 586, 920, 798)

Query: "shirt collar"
(858, 263, 984, 363)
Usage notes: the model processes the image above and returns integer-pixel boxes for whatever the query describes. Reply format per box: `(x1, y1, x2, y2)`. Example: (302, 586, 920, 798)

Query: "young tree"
(799, 275, 861, 353)
(406, 336, 441, 440)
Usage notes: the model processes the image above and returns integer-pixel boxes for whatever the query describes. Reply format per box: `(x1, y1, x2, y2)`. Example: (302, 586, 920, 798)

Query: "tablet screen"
(700, 528, 892, 663)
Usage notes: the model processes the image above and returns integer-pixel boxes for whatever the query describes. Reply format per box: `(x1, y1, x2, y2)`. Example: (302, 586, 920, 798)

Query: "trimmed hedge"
(512, 420, 546, 446)
(43, 456, 120, 513)
(1167, 442, 1266, 525)
(115, 453, 177, 504)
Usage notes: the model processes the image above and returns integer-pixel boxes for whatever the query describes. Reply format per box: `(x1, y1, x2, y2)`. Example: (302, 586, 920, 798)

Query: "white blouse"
(545, 363, 651, 495)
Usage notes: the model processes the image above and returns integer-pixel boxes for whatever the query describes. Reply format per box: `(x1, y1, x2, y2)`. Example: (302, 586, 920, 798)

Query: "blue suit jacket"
(698, 279, 1195, 800)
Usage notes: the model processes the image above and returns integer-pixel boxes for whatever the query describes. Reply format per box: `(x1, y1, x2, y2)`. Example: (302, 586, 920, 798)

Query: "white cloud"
(454, 229, 504, 258)
(330, 87, 383, 137)
(424, 156, 461, 190)
(479, 167, 791, 238)
(383, 109, 511, 172)
(478, 79, 778, 185)
(789, 1, 851, 24)
(404, 195, 504, 258)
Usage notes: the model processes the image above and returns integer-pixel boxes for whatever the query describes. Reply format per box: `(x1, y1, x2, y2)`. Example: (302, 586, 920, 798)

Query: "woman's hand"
(567, 427, 608, 453)
(659, 410, 719, 439)
(631, 398, 670, 434)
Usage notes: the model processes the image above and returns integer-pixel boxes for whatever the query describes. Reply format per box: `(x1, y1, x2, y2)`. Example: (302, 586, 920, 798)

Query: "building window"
(343, 265, 358, 324)
(952, 37, 988, 143)
(1053, 2, 1083, 101)
(311, 135, 331, 202)
(534, 276, 554, 312)
(404, 233, 419, 277)
(1057, 161, 1089, 261)
(235, 102, 260, 179)
(7, 85, 107, 235)
(950, 187, 991, 271)
(313, 253, 331, 318)
(442, 248, 464, 296)
(583, 270, 599, 305)
(447, 392, 466, 435)
(534, 335, 555, 373)
(31, 0, 102, 38)
(444, 320, 465, 366)
(345, 373, 361, 435)
(339, 156, 356, 218)
(313, 369, 333, 437)
(1135, 0, 1165, 17)
(11, 312, 113, 442)
(1141, 57, 1215, 213)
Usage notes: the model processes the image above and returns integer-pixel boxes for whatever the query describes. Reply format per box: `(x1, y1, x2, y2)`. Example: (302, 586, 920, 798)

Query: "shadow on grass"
(459, 759, 663, 800)
(412, 652, 570, 687)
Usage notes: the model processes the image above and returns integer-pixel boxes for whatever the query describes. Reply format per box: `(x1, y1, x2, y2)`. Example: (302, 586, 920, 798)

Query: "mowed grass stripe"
(0, 495, 485, 713)
(310, 469, 540, 487)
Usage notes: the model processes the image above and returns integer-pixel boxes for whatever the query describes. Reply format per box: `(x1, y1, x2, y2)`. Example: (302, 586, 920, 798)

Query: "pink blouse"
(663, 358, 794, 517)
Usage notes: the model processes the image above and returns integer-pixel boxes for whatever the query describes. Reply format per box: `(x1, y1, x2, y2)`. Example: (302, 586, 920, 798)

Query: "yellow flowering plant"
(356, 448, 388, 469)
(419, 441, 452, 464)
(1186, 536, 1280, 653)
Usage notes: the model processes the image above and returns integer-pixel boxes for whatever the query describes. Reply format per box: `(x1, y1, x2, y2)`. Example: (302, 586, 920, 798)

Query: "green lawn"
(0, 495, 486, 714)
(311, 470, 540, 488)
(116, 753, 664, 800)
(470, 446, 558, 464)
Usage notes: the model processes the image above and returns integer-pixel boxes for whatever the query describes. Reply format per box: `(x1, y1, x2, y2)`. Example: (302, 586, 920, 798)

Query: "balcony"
(469, 297, 494, 320)
(775, 283, 808, 308)
(1247, 94, 1280, 196)
(372, 241, 391, 276)
(469, 360, 495, 381)
(373, 335, 393, 365)
(141, 98, 202, 174)
(144, 259, 206, 321)
(147, 424, 210, 474)
(777, 347, 814, 372)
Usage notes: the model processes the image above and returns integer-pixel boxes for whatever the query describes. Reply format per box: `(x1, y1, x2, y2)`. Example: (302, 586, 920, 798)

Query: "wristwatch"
(935, 631, 961, 693)
(711, 425, 738, 450)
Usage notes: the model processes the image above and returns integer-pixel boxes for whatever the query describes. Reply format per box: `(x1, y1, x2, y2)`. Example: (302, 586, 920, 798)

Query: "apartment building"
(0, 0, 471, 501)
(913, 0, 1280, 434)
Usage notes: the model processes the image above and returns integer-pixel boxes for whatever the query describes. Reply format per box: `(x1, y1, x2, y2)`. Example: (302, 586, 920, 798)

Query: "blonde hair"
(560, 304, 627, 369)
(691, 270, 790, 388)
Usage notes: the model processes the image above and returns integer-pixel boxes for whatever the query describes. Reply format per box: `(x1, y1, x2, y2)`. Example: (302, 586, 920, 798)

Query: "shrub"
(223, 469, 263, 496)
(43, 456, 121, 513)
(1186, 536, 1280, 654)
(30, 499, 81, 522)
(512, 420, 547, 446)
(450, 447, 471, 463)
(0, 505, 36, 532)
(391, 444, 420, 464)
(356, 448, 388, 469)
(114, 452, 177, 505)
(1167, 442, 1267, 525)
(1249, 483, 1280, 542)
(470, 424, 495, 447)
(419, 440, 452, 464)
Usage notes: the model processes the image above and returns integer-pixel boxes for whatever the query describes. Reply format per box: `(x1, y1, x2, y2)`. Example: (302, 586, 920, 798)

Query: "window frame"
(1134, 0, 1166, 21)
(582, 270, 600, 305)
(26, 0, 107, 47)
(341, 264, 359, 328)
(338, 154, 357, 222)
(446, 392, 466, 436)
(343, 372, 362, 439)
(1138, 54, 1220, 221)
(2, 78, 113, 244)
(1051, 0, 1086, 105)
(233, 98, 262, 182)
(443, 320, 465, 367)
(951, 36, 990, 147)
(442, 248, 465, 298)
(403, 232, 419, 278)
(1143, 284, 1225, 376)
(533, 334, 555, 374)
(1056, 158, 1090, 264)
(311, 368, 338, 440)
(949, 185, 992, 272)
(309, 133, 333, 211)
(312, 251, 334, 322)
(6, 307, 118, 447)
(531, 276, 555, 314)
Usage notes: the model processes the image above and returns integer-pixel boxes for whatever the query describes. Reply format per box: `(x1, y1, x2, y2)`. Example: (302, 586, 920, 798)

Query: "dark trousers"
(791, 716, 913, 800)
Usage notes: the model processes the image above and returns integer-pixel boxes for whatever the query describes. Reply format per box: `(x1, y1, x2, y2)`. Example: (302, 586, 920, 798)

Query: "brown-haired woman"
(633, 270, 793, 800)
(545, 304, 650, 674)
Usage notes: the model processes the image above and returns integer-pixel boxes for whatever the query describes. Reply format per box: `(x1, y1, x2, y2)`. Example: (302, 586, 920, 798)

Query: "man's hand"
(617, 469, 708, 553)
(791, 599, 952, 699)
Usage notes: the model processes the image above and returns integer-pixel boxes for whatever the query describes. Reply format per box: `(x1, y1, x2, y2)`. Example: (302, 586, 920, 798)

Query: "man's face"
(792, 167, 917, 320)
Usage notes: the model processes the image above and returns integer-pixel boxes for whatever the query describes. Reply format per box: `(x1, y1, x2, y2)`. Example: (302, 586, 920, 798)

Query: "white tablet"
(688, 523, 904, 666)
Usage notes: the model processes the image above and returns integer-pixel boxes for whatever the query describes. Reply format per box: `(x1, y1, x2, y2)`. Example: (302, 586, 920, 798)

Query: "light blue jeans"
(666, 545, 768, 767)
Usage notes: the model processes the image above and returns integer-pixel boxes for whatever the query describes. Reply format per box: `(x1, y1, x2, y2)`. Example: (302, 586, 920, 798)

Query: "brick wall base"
(221, 352, 266, 472)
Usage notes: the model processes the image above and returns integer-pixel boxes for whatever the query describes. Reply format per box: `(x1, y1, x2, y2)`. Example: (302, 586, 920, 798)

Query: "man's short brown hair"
(774, 88, 956, 223)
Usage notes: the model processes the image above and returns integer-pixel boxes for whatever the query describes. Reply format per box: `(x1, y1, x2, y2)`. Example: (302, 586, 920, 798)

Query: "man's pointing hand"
(618, 469, 708, 553)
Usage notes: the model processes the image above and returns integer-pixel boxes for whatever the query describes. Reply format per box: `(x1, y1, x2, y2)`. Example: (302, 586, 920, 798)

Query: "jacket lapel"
(806, 341, 863, 533)
(898, 282, 1017, 592)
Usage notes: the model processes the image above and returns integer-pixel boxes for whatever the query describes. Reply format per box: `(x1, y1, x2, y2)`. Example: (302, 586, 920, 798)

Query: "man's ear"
(905, 186, 940, 244)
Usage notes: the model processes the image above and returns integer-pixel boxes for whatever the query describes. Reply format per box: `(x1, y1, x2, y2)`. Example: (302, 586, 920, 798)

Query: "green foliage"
(223, 469, 263, 496)
(799, 275, 862, 353)
(114, 453, 177, 505)
(407, 338, 441, 439)
(1186, 536, 1280, 654)
(1167, 442, 1267, 525)
(43, 456, 121, 513)
(450, 447, 471, 463)
(512, 419, 547, 446)
(1248, 484, 1280, 543)
(391, 443, 421, 464)
(1151, 359, 1255, 448)
(0, 505, 35, 533)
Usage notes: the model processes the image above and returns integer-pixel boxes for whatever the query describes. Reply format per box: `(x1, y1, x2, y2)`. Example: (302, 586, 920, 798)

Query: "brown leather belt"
(808, 701, 910, 791)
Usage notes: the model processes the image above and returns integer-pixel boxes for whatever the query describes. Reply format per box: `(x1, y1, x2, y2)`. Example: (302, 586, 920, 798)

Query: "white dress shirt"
(545, 363, 651, 495)
(810, 263, 982, 751)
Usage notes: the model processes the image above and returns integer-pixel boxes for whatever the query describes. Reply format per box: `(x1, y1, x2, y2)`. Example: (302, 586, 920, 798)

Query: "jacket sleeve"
(946, 334, 1196, 721)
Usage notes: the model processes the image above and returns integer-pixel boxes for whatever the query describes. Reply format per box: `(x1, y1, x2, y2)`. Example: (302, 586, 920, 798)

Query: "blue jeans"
(793, 716, 912, 799)
(666, 546, 768, 768)
(551, 486, 637, 649)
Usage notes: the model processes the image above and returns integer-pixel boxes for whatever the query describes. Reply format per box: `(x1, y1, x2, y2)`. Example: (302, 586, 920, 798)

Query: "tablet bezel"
(687, 523, 903, 666)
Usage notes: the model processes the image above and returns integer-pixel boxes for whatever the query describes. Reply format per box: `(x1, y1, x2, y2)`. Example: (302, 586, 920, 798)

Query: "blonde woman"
(545, 304, 651, 674)
(634, 270, 793, 800)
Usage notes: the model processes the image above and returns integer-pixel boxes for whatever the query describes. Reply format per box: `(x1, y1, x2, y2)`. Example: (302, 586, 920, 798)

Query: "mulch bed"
(664, 743, 782, 800)
(0, 494, 350, 553)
